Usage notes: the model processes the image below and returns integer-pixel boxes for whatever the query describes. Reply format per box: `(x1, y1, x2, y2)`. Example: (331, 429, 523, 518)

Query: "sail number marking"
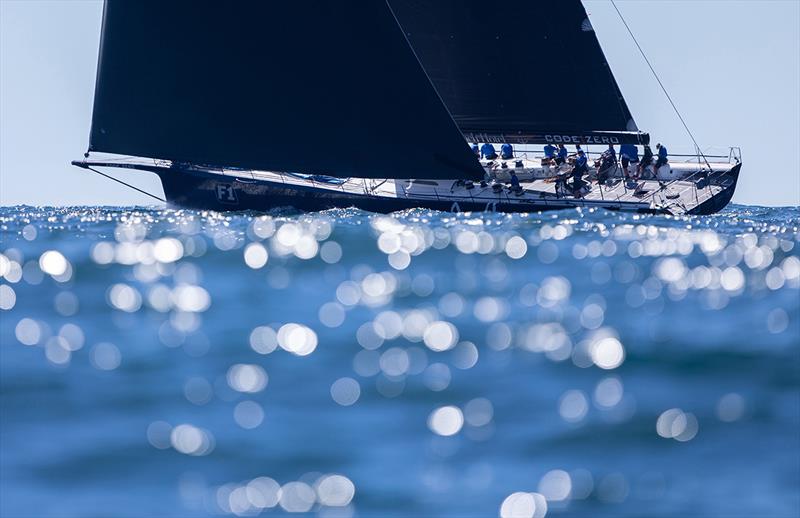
(215, 183, 238, 204)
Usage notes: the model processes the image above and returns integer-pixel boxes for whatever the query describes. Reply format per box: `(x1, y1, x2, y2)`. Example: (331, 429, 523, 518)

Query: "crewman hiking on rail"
(480, 143, 498, 160)
(500, 143, 514, 160)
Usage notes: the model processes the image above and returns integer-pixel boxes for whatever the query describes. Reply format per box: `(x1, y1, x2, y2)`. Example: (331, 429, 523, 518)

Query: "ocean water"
(0, 204, 798, 518)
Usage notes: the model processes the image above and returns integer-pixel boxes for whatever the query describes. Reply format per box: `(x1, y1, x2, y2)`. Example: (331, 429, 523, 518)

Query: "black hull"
(156, 168, 658, 214)
(72, 159, 741, 216)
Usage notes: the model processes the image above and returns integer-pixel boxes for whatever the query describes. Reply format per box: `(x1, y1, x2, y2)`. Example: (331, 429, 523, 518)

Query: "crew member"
(471, 143, 480, 157)
(571, 149, 589, 195)
(639, 144, 654, 177)
(543, 143, 557, 159)
(620, 143, 639, 176)
(480, 143, 498, 160)
(655, 143, 668, 170)
(597, 144, 617, 182)
(555, 144, 568, 165)
(500, 143, 514, 160)
(602, 144, 616, 162)
(509, 170, 521, 192)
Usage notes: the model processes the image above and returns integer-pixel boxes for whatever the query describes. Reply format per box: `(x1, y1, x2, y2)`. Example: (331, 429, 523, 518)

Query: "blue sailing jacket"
(620, 144, 638, 161)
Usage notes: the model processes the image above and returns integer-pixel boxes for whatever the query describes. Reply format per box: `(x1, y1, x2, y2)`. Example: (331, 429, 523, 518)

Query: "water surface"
(1, 204, 798, 517)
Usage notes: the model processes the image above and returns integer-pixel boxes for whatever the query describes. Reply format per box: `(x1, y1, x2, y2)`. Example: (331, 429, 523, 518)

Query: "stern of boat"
(685, 161, 742, 215)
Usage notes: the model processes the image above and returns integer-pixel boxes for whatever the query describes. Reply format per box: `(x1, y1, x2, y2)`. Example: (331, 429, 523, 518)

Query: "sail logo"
(463, 132, 624, 145)
(545, 134, 620, 145)
(215, 183, 238, 204)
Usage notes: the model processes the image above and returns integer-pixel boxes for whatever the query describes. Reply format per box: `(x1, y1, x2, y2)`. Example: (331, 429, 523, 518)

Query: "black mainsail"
(390, 0, 648, 145)
(88, 0, 484, 181)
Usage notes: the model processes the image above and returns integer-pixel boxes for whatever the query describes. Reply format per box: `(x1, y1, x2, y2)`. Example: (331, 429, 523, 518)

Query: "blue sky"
(1, 0, 798, 207)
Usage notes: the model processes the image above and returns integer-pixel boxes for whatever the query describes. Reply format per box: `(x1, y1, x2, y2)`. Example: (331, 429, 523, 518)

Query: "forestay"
(391, 0, 648, 145)
(88, 0, 484, 181)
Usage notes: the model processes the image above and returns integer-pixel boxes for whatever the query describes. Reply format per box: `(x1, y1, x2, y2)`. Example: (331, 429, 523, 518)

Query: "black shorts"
(655, 157, 668, 168)
(484, 153, 498, 160)
(621, 157, 630, 168)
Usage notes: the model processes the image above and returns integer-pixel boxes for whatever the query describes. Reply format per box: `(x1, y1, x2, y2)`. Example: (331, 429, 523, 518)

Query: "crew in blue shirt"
(480, 143, 498, 160)
(543, 143, 557, 159)
(571, 149, 589, 195)
(655, 143, 668, 169)
(509, 170, 521, 190)
(556, 144, 568, 164)
(471, 143, 480, 157)
(575, 150, 588, 171)
(619, 143, 638, 178)
(500, 143, 514, 160)
(620, 143, 638, 163)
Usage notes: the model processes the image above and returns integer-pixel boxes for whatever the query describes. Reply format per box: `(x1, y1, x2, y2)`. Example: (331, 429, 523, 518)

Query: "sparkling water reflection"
(0, 204, 798, 517)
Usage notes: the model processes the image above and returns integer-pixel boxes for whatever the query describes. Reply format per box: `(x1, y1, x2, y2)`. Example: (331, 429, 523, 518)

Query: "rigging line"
(610, 0, 712, 170)
(85, 165, 166, 203)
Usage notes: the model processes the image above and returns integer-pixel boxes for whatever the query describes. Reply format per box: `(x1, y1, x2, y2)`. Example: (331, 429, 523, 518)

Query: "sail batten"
(88, 0, 484, 181)
(390, 0, 642, 142)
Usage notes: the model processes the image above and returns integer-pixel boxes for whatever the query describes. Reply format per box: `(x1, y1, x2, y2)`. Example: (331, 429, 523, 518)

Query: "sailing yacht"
(72, 0, 741, 215)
